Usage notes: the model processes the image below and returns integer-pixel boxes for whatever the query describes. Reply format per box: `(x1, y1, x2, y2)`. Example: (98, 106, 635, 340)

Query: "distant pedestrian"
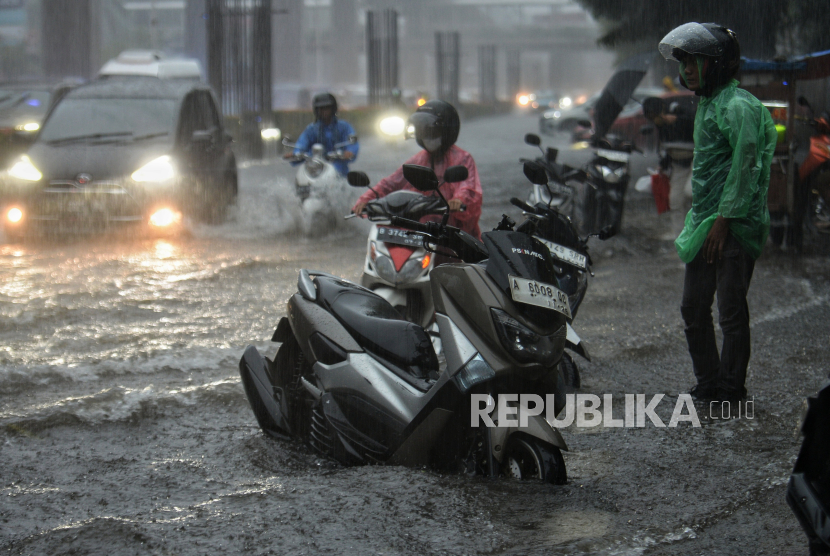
(658, 23, 777, 402)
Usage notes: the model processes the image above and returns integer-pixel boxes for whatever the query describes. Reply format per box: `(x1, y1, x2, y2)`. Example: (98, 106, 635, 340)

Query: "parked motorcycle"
(796, 97, 830, 235)
(345, 168, 466, 330)
(283, 135, 357, 204)
(512, 159, 617, 390)
(239, 163, 572, 482)
(521, 133, 584, 217)
(521, 131, 633, 236)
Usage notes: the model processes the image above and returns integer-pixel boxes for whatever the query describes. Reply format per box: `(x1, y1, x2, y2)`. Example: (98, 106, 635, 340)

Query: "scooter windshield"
(367, 190, 446, 220)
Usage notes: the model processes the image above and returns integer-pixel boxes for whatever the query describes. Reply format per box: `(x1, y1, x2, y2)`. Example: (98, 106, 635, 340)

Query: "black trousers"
(680, 234, 756, 399)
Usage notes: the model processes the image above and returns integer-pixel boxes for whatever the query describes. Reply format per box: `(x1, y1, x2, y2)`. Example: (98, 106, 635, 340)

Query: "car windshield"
(0, 90, 51, 113)
(39, 97, 177, 143)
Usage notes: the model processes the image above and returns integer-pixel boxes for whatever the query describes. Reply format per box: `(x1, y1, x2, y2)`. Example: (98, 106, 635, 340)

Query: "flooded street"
(2, 112, 828, 555)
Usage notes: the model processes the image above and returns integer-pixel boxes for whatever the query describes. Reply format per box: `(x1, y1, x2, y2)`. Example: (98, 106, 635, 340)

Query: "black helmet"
(312, 92, 337, 119)
(659, 22, 740, 95)
(406, 100, 460, 154)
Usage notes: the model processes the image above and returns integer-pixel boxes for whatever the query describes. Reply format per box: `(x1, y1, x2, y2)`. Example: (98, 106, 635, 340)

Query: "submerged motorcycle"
(513, 160, 616, 390)
(239, 163, 572, 482)
(346, 169, 465, 329)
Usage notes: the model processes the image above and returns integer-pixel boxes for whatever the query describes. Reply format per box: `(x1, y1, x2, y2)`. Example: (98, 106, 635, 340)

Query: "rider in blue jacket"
(286, 92, 359, 176)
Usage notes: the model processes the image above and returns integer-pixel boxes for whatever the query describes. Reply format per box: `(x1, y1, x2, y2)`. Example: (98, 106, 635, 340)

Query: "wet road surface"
(1, 112, 828, 555)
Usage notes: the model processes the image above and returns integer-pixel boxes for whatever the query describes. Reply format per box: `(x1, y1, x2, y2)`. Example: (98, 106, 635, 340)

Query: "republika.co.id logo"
(471, 393, 755, 428)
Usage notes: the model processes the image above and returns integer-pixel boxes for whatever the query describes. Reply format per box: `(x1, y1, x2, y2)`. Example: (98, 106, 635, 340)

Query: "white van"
(98, 50, 203, 81)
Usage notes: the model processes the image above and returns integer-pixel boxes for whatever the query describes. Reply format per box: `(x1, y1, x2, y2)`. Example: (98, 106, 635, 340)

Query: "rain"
(1, 1, 829, 555)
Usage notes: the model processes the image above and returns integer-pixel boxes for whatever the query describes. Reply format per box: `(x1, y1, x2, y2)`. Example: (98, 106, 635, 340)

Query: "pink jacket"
(355, 145, 483, 239)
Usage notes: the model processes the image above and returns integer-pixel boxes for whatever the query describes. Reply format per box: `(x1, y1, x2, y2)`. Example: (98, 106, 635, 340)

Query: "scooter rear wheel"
(502, 435, 567, 484)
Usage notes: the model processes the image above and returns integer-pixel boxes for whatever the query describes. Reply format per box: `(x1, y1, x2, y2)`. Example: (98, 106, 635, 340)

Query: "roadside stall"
(739, 49, 830, 252)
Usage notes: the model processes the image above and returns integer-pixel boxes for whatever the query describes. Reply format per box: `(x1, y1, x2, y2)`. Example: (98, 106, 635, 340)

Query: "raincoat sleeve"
(354, 152, 421, 205)
(293, 123, 314, 156)
(340, 121, 359, 160)
(716, 98, 773, 220)
(446, 149, 483, 229)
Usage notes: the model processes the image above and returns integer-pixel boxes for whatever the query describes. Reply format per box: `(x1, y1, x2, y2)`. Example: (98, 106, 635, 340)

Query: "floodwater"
(1, 113, 828, 555)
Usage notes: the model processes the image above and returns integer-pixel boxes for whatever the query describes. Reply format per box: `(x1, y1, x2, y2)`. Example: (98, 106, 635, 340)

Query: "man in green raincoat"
(658, 23, 777, 402)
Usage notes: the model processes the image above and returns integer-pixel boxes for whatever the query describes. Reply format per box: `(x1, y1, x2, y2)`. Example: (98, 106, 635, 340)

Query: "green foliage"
(574, 0, 790, 58)
(788, 0, 830, 53)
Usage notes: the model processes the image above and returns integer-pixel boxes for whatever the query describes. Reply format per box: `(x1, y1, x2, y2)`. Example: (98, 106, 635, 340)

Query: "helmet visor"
(408, 111, 442, 140)
(658, 22, 722, 61)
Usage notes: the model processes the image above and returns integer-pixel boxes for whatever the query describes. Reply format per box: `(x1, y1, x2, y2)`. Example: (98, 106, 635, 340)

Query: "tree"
(787, 0, 830, 54)
(574, 0, 790, 59)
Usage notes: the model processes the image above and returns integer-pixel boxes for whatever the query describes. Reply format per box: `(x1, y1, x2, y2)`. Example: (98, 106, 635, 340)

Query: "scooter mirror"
(524, 133, 541, 146)
(523, 160, 548, 185)
(443, 165, 468, 183)
(402, 164, 440, 192)
(597, 224, 618, 240)
(347, 171, 371, 187)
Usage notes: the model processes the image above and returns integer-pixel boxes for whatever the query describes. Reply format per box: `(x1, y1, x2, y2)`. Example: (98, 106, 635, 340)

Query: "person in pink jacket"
(351, 100, 483, 240)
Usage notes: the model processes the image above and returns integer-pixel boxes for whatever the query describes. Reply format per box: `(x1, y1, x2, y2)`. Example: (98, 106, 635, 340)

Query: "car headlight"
(379, 116, 405, 137)
(14, 122, 39, 132)
(491, 308, 564, 366)
(132, 155, 175, 182)
(8, 155, 42, 181)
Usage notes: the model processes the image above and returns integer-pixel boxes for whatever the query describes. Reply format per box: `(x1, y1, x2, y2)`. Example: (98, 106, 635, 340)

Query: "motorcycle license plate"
(533, 236, 587, 270)
(509, 275, 572, 318)
(377, 226, 423, 248)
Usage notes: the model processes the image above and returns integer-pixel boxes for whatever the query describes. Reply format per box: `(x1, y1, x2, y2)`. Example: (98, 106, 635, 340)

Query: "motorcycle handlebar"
(389, 216, 438, 236)
(510, 197, 536, 213)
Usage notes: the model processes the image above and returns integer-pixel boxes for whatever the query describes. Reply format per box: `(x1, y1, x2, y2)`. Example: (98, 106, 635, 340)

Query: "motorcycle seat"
(313, 276, 438, 379)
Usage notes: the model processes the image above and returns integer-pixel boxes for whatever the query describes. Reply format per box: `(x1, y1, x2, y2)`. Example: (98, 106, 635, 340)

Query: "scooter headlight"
(379, 116, 405, 137)
(452, 354, 495, 392)
(398, 257, 427, 282)
(600, 165, 621, 183)
(304, 159, 324, 179)
(374, 254, 397, 283)
(491, 308, 565, 366)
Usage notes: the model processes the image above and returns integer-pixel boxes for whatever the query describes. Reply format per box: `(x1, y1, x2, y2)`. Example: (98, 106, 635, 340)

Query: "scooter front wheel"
(501, 435, 567, 484)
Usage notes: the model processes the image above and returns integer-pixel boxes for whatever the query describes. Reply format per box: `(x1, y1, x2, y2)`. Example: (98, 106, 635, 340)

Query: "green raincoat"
(675, 79, 777, 263)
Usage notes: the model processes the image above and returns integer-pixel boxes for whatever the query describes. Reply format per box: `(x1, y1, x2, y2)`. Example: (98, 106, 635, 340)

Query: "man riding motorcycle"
(285, 92, 359, 176)
(351, 100, 483, 239)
